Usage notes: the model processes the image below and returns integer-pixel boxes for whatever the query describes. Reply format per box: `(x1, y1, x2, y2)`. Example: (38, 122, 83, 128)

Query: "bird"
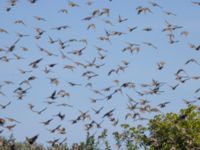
(54, 112, 65, 120)
(52, 25, 70, 30)
(57, 90, 70, 97)
(149, 1, 163, 9)
(91, 9, 100, 17)
(28, 103, 34, 111)
(33, 16, 46, 21)
(136, 6, 152, 14)
(67, 81, 81, 86)
(48, 36, 58, 44)
(58, 9, 68, 14)
(143, 27, 152, 32)
(168, 84, 179, 90)
(127, 102, 138, 111)
(41, 118, 53, 126)
(87, 23, 96, 30)
(128, 26, 137, 32)
(183, 99, 197, 105)
(118, 15, 128, 23)
(185, 58, 199, 65)
(29, 58, 43, 68)
(180, 31, 189, 37)
(56, 103, 73, 108)
(26, 134, 39, 145)
(68, 47, 86, 56)
(6, 39, 20, 52)
(192, 1, 200, 6)
(195, 88, 200, 93)
(48, 125, 61, 133)
(43, 67, 52, 74)
(48, 77, 59, 86)
(86, 0, 93, 5)
(143, 42, 157, 49)
(102, 19, 114, 26)
(94, 120, 103, 128)
(82, 16, 93, 21)
(14, 19, 26, 26)
(156, 61, 165, 70)
(68, 0, 79, 7)
(0, 118, 5, 126)
(163, 11, 176, 16)
(157, 101, 170, 108)
(0, 101, 11, 109)
(5, 124, 16, 131)
(28, 0, 38, 4)
(33, 107, 47, 115)
(0, 28, 8, 34)
(92, 107, 104, 114)
(102, 108, 115, 118)
(6, 117, 20, 124)
(47, 138, 60, 147)
(48, 90, 57, 100)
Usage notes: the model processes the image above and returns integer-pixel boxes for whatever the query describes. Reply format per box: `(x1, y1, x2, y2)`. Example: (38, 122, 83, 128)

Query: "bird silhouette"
(26, 134, 39, 145)
(92, 107, 104, 114)
(41, 118, 53, 126)
(48, 90, 57, 100)
(102, 108, 115, 118)
(0, 101, 11, 109)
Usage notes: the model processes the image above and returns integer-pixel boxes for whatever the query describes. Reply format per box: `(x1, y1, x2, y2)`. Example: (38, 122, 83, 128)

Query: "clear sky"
(0, 0, 200, 148)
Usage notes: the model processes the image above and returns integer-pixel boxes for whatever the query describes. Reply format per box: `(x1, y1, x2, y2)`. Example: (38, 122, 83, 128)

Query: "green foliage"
(0, 105, 200, 150)
(146, 105, 200, 150)
(116, 105, 200, 150)
(78, 132, 99, 150)
(111, 105, 200, 150)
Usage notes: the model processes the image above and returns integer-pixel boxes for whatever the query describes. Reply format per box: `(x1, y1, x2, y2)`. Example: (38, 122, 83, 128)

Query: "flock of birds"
(0, 0, 200, 148)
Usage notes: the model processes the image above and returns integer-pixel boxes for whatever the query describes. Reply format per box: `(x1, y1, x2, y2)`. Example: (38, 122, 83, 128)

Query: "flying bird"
(26, 134, 39, 145)
(0, 101, 11, 109)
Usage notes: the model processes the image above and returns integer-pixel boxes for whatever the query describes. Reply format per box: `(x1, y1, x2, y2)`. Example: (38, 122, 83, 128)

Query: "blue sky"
(0, 0, 200, 148)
